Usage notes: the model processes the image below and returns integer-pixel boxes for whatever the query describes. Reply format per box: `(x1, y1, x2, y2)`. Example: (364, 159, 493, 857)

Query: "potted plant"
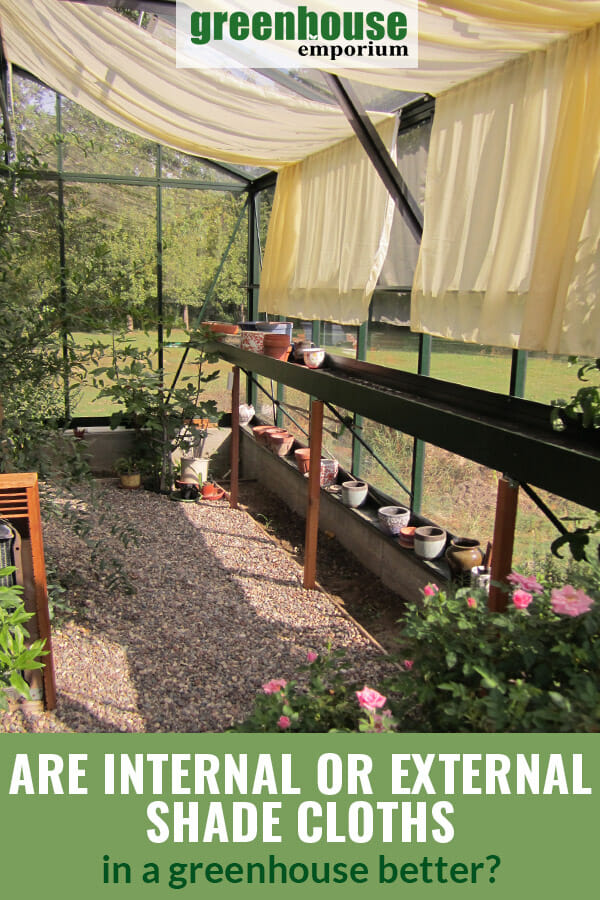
(91, 328, 220, 493)
(114, 456, 141, 490)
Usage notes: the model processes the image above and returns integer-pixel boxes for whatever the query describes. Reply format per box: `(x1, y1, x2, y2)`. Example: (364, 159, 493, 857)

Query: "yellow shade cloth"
(260, 118, 397, 324)
(412, 23, 600, 356)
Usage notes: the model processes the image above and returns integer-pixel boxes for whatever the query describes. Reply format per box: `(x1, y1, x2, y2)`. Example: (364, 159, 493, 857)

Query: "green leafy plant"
(90, 328, 220, 492)
(386, 575, 600, 733)
(551, 357, 600, 431)
(231, 647, 396, 733)
(114, 455, 140, 476)
(0, 567, 47, 709)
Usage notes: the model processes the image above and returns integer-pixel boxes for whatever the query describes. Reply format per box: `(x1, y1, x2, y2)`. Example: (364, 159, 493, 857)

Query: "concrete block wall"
(240, 428, 446, 602)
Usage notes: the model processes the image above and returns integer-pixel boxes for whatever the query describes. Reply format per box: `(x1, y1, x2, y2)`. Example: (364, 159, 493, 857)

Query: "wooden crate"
(0, 473, 56, 709)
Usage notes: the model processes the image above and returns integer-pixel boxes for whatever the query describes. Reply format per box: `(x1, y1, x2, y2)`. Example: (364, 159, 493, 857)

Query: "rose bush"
(387, 569, 600, 733)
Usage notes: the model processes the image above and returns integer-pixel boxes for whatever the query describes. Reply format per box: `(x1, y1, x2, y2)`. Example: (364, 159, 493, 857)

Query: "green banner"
(1, 734, 596, 896)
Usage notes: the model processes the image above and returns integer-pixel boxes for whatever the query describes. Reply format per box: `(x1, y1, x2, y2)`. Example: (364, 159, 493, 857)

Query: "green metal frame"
(215, 343, 600, 511)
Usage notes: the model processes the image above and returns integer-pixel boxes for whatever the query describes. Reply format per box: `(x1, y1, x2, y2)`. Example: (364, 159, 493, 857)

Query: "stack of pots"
(266, 428, 294, 456)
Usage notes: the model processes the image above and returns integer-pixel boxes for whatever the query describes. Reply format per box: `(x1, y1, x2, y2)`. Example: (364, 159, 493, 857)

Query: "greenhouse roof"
(1, 1, 599, 168)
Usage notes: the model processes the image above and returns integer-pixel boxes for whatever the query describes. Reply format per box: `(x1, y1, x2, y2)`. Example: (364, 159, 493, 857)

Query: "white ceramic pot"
(180, 457, 209, 484)
(341, 480, 368, 508)
(414, 526, 447, 560)
(377, 505, 410, 535)
(303, 347, 326, 369)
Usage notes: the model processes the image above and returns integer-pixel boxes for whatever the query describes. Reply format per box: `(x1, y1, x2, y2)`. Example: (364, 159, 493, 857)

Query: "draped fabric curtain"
(411, 23, 600, 356)
(259, 118, 397, 325)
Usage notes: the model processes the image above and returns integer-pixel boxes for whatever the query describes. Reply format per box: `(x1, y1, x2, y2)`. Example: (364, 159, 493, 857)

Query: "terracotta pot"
(377, 505, 410, 535)
(252, 425, 273, 446)
(201, 483, 225, 500)
(263, 333, 292, 361)
(341, 480, 368, 508)
(205, 321, 240, 335)
(268, 430, 294, 456)
(241, 331, 265, 353)
(294, 447, 311, 474)
(414, 526, 447, 560)
(398, 525, 417, 549)
(445, 538, 485, 582)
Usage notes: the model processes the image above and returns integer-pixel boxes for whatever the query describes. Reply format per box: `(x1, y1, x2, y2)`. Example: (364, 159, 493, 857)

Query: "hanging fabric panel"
(259, 117, 397, 325)
(411, 23, 600, 356)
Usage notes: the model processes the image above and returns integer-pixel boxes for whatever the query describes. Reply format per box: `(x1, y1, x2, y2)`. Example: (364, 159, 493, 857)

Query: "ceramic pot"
(471, 565, 491, 593)
(303, 347, 325, 369)
(377, 505, 410, 535)
(180, 456, 208, 484)
(398, 525, 416, 549)
(445, 538, 485, 583)
(294, 447, 311, 474)
(205, 321, 239, 335)
(241, 330, 265, 353)
(256, 321, 293, 338)
(341, 480, 368, 508)
(319, 458, 339, 487)
(414, 525, 447, 560)
(201, 483, 225, 500)
(119, 472, 140, 490)
(238, 403, 255, 426)
(268, 430, 294, 456)
(263, 333, 292, 361)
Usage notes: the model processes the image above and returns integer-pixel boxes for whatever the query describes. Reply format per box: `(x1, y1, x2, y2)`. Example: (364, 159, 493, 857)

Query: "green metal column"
(311, 320, 321, 347)
(247, 190, 261, 406)
(56, 94, 70, 421)
(156, 144, 164, 382)
(510, 349, 528, 398)
(410, 333, 432, 514)
(352, 321, 368, 476)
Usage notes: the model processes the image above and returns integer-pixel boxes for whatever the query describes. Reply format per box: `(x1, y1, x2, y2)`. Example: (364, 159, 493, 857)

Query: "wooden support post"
(488, 475, 520, 612)
(303, 400, 324, 590)
(229, 366, 240, 509)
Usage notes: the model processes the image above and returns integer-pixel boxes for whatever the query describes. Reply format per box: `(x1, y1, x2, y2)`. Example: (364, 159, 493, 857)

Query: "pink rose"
(467, 597, 477, 608)
(355, 686, 387, 710)
(507, 572, 543, 594)
(423, 584, 439, 597)
(262, 679, 287, 695)
(551, 585, 594, 617)
(277, 715, 291, 729)
(402, 659, 414, 670)
(306, 651, 318, 663)
(513, 589, 533, 610)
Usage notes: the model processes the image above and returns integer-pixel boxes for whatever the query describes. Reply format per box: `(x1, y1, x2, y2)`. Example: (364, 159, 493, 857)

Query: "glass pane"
(429, 338, 512, 394)
(161, 147, 245, 184)
(366, 323, 420, 372)
(12, 71, 57, 165)
(60, 98, 157, 176)
(358, 422, 413, 503)
(524, 351, 594, 406)
(162, 188, 247, 330)
(64, 183, 156, 415)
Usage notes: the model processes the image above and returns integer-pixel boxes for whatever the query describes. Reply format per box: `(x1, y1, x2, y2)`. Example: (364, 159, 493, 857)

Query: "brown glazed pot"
(445, 538, 485, 582)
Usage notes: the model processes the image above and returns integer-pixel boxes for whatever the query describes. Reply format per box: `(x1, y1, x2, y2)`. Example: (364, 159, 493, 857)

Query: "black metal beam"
(214, 343, 600, 511)
(322, 72, 423, 242)
(248, 170, 277, 195)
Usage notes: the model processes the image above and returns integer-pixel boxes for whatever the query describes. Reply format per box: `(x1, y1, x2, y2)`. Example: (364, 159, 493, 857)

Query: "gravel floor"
(0, 481, 389, 732)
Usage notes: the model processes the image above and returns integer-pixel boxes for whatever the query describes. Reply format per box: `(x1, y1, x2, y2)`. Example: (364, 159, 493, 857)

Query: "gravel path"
(0, 481, 388, 732)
